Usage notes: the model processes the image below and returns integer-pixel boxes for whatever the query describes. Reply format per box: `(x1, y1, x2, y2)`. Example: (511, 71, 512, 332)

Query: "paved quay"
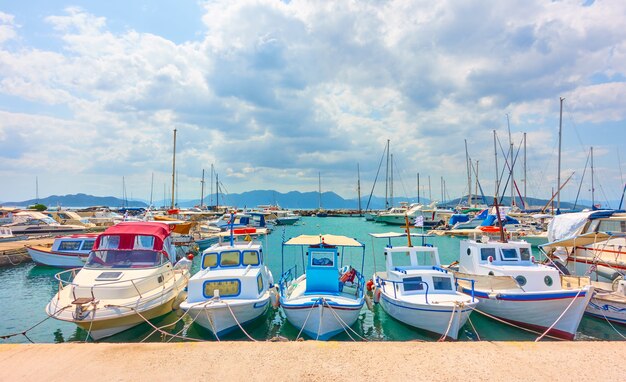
(0, 237, 53, 267)
(0, 341, 623, 381)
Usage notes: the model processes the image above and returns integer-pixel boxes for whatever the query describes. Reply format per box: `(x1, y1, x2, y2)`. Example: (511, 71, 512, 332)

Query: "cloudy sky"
(1, 0, 625, 207)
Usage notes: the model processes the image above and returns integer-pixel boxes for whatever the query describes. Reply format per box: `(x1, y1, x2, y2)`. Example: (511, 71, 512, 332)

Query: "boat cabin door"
(305, 246, 339, 294)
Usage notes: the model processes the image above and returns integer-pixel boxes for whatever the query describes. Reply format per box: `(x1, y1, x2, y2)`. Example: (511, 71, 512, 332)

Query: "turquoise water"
(1, 216, 624, 343)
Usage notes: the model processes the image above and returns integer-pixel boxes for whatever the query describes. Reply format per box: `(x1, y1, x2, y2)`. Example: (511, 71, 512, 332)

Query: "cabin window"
(220, 251, 241, 267)
(99, 235, 120, 249)
(134, 235, 155, 250)
(519, 247, 531, 261)
(257, 273, 263, 293)
(480, 248, 496, 261)
(58, 240, 82, 251)
(242, 250, 260, 266)
(501, 248, 518, 261)
(598, 220, 625, 233)
(81, 240, 95, 251)
(432, 276, 452, 290)
(310, 251, 334, 267)
(203, 279, 241, 298)
(203, 253, 218, 269)
(85, 250, 161, 269)
(404, 276, 423, 291)
(515, 275, 527, 286)
(544, 275, 553, 286)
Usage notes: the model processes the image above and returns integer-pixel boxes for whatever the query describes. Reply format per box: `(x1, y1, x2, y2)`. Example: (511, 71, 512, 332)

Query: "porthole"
(466, 248, 471, 256)
(515, 275, 527, 287)
(488, 271, 494, 276)
(544, 275, 553, 287)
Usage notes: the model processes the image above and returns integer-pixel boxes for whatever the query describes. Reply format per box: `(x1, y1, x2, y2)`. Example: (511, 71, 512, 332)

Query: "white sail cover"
(547, 211, 595, 242)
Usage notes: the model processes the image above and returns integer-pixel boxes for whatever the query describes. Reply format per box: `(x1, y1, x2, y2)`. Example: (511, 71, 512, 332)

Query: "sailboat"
(316, 172, 328, 217)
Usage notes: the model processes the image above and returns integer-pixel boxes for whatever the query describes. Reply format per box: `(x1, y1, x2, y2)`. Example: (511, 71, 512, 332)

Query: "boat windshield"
(85, 250, 166, 269)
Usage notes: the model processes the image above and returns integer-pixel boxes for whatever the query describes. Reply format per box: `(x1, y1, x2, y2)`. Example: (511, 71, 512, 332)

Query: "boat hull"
(281, 298, 363, 340)
(181, 296, 270, 337)
(585, 294, 626, 325)
(274, 217, 299, 225)
(379, 293, 476, 340)
(27, 246, 86, 268)
(461, 287, 593, 340)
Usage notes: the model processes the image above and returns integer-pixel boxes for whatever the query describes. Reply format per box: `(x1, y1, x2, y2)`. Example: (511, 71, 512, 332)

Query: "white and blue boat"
(456, 237, 594, 340)
(278, 234, 365, 340)
(371, 232, 477, 340)
(180, 228, 274, 338)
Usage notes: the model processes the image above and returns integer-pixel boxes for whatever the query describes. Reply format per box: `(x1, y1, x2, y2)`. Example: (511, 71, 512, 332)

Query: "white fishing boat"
(374, 202, 414, 225)
(26, 233, 98, 268)
(180, 228, 274, 338)
(279, 234, 365, 340)
(45, 222, 191, 340)
(3, 211, 85, 235)
(371, 232, 477, 340)
(455, 236, 593, 340)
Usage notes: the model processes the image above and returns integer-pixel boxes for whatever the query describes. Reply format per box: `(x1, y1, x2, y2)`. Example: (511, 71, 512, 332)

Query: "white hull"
(275, 217, 299, 225)
(281, 298, 363, 340)
(379, 293, 476, 340)
(585, 293, 626, 325)
(375, 215, 408, 225)
(181, 295, 270, 337)
(27, 247, 86, 268)
(462, 287, 593, 340)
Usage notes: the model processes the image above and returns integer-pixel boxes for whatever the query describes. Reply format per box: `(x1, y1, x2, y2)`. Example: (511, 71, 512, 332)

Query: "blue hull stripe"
(461, 288, 586, 301)
(381, 294, 473, 314)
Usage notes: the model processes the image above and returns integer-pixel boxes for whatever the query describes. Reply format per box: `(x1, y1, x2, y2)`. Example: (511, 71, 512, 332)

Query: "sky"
(0, 0, 625, 207)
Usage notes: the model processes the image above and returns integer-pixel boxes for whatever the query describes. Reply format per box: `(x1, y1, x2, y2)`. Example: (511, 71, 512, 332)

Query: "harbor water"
(1, 216, 623, 343)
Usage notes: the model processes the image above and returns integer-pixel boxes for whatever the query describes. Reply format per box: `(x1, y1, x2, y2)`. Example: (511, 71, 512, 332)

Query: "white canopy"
(284, 234, 363, 247)
(541, 231, 626, 249)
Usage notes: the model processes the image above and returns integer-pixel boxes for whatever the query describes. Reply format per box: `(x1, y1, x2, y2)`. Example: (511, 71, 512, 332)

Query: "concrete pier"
(0, 237, 53, 267)
(0, 341, 623, 381)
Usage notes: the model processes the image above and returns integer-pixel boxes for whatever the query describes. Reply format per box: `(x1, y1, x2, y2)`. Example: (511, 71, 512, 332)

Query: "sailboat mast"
(417, 172, 420, 204)
(149, 172, 154, 207)
(385, 139, 390, 209)
(591, 147, 595, 208)
(171, 128, 177, 209)
(318, 172, 322, 209)
(557, 97, 564, 212)
(390, 153, 394, 207)
(216, 173, 219, 209)
(475, 160, 479, 206)
(428, 175, 432, 202)
(506, 114, 515, 206)
(35, 176, 39, 203)
(493, 130, 499, 196)
(465, 139, 471, 205)
(357, 163, 362, 214)
(200, 169, 205, 208)
(210, 164, 214, 207)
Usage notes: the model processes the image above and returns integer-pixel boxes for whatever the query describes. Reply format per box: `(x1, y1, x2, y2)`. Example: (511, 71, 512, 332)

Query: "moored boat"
(45, 222, 191, 340)
(180, 228, 274, 338)
(27, 233, 98, 268)
(371, 232, 477, 340)
(455, 237, 593, 340)
(279, 234, 365, 340)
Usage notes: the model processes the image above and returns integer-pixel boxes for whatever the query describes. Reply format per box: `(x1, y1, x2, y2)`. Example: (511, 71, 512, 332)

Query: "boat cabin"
(382, 244, 456, 296)
(459, 239, 562, 292)
(85, 222, 175, 269)
(186, 241, 268, 303)
(305, 245, 340, 294)
(52, 234, 98, 254)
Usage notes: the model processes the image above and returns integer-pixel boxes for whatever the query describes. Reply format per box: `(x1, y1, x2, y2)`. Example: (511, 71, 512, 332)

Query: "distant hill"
(1, 191, 599, 211)
(0, 193, 147, 208)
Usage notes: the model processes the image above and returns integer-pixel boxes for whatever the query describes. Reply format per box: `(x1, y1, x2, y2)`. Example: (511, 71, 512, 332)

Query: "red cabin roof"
(94, 222, 172, 251)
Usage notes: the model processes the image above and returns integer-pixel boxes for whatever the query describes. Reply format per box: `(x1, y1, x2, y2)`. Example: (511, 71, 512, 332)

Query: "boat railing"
(342, 271, 366, 298)
(454, 277, 476, 302)
(279, 264, 298, 295)
(376, 276, 431, 304)
(53, 264, 187, 302)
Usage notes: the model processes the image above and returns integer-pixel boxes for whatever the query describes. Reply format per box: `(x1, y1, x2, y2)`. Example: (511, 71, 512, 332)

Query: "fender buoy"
(373, 288, 381, 304)
(269, 287, 280, 309)
(364, 294, 374, 311)
(172, 290, 188, 310)
(366, 279, 374, 291)
(479, 226, 500, 233)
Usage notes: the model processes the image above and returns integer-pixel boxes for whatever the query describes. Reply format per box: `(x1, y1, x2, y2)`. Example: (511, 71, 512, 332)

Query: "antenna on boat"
(171, 128, 177, 209)
(229, 210, 236, 246)
(403, 214, 413, 247)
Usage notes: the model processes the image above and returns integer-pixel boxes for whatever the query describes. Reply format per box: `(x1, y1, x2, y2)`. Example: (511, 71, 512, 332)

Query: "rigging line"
(497, 135, 526, 205)
(573, 150, 591, 210)
(618, 147, 624, 185)
(365, 144, 388, 211)
(391, 155, 410, 201)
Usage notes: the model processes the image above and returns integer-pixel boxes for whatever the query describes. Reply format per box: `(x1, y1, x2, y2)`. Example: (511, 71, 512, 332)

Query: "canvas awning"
(540, 231, 626, 249)
(284, 234, 363, 247)
(369, 232, 434, 238)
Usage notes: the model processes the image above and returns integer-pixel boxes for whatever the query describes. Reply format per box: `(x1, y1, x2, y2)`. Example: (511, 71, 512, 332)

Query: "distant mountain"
(0, 193, 147, 208)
